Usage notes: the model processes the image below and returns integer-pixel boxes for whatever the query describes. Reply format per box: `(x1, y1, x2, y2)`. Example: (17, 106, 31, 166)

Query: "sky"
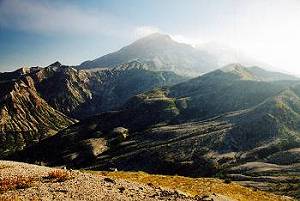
(1, 0, 300, 74)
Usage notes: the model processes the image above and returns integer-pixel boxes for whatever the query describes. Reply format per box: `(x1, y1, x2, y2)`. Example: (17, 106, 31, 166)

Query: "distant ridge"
(220, 63, 298, 81)
(78, 33, 286, 77)
(47, 61, 62, 67)
(79, 33, 219, 76)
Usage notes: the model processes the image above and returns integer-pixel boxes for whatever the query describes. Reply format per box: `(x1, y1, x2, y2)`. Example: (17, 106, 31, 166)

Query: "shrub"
(0, 176, 35, 192)
(0, 195, 39, 201)
(47, 170, 70, 182)
(224, 178, 232, 184)
(0, 165, 11, 170)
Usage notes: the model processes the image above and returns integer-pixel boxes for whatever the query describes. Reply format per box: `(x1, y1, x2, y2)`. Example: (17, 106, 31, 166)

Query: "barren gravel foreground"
(0, 161, 292, 201)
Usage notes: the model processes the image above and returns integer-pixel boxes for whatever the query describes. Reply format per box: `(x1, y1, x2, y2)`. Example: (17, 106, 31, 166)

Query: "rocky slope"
(27, 61, 186, 119)
(0, 61, 186, 156)
(75, 60, 187, 118)
(219, 63, 297, 81)
(0, 69, 75, 157)
(11, 64, 300, 198)
(247, 66, 298, 81)
(0, 61, 186, 121)
(0, 161, 291, 201)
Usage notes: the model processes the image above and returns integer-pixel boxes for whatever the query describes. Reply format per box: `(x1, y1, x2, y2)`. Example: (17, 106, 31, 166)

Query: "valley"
(1, 33, 300, 200)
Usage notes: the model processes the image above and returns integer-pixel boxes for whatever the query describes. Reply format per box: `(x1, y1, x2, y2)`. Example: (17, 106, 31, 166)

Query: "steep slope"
(76, 60, 187, 118)
(218, 63, 297, 82)
(12, 66, 299, 167)
(229, 87, 300, 158)
(10, 65, 300, 198)
(13, 88, 300, 198)
(219, 63, 258, 80)
(168, 64, 297, 120)
(79, 33, 219, 76)
(11, 88, 180, 166)
(0, 66, 42, 81)
(35, 61, 186, 119)
(0, 74, 75, 157)
(31, 62, 93, 118)
(0, 61, 186, 156)
(2, 61, 186, 120)
(19, 85, 300, 170)
(248, 66, 298, 81)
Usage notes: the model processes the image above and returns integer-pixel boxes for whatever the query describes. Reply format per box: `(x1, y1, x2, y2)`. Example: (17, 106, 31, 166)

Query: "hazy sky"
(1, 0, 300, 73)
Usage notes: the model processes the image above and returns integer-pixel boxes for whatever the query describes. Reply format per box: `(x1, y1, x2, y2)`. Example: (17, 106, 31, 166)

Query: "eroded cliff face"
(18, 61, 186, 120)
(0, 61, 186, 157)
(32, 65, 93, 117)
(0, 73, 76, 157)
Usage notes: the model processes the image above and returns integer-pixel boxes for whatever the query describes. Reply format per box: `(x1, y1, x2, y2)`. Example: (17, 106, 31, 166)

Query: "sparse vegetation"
(47, 170, 71, 182)
(98, 171, 291, 201)
(0, 195, 40, 201)
(0, 165, 11, 170)
(0, 195, 20, 201)
(0, 176, 35, 192)
(224, 178, 232, 184)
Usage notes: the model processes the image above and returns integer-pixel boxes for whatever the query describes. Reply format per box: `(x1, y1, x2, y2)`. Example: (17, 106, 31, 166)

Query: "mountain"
(75, 60, 187, 118)
(0, 68, 76, 157)
(36, 60, 186, 119)
(31, 62, 93, 118)
(9, 64, 297, 162)
(168, 64, 298, 121)
(247, 66, 298, 81)
(2, 61, 186, 120)
(79, 33, 291, 77)
(0, 61, 186, 156)
(14, 64, 296, 162)
(11, 64, 300, 198)
(79, 33, 220, 76)
(219, 63, 297, 81)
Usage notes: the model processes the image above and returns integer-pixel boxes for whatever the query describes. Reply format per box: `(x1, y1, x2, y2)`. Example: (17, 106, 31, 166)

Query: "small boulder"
(112, 127, 129, 141)
(104, 177, 116, 184)
(118, 187, 125, 193)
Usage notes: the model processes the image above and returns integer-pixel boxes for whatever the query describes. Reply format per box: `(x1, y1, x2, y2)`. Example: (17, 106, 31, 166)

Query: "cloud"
(133, 26, 202, 46)
(170, 34, 203, 46)
(134, 26, 161, 38)
(0, 0, 134, 37)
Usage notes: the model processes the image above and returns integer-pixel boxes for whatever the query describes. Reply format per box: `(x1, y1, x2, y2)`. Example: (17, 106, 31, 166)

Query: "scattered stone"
(175, 189, 191, 197)
(148, 182, 154, 187)
(109, 167, 118, 171)
(194, 195, 214, 201)
(0, 160, 289, 201)
(118, 186, 126, 193)
(104, 177, 116, 184)
(112, 127, 129, 141)
(55, 189, 68, 193)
